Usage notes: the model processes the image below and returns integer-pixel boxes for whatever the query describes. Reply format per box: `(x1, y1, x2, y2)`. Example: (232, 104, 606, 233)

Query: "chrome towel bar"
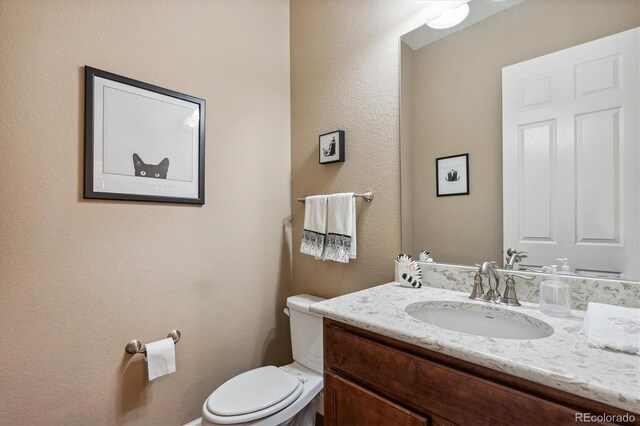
(125, 330, 181, 355)
(297, 191, 374, 203)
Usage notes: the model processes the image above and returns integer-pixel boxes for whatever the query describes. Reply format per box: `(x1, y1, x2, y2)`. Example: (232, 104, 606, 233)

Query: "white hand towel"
(583, 302, 640, 355)
(145, 338, 177, 380)
(300, 195, 328, 257)
(322, 193, 356, 263)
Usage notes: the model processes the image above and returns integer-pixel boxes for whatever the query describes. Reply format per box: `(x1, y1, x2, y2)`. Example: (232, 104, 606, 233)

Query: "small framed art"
(436, 153, 469, 197)
(84, 66, 206, 204)
(319, 130, 345, 164)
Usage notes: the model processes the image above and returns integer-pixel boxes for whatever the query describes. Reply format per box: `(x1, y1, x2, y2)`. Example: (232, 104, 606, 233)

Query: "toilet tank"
(286, 295, 325, 374)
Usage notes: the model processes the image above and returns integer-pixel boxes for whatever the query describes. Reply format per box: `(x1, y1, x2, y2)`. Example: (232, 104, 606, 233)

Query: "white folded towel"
(583, 302, 640, 355)
(322, 193, 356, 263)
(300, 195, 328, 257)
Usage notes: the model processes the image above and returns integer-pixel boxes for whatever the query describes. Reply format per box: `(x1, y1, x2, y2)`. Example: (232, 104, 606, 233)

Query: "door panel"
(518, 120, 556, 242)
(576, 108, 620, 243)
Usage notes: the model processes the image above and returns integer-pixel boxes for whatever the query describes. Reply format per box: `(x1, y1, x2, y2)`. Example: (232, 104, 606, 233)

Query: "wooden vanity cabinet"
(323, 318, 638, 426)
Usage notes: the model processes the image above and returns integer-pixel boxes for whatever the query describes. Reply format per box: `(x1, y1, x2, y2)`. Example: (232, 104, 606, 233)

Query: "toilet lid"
(206, 366, 302, 417)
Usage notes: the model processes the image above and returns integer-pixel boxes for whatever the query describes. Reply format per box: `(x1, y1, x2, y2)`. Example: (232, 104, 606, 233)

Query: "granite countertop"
(310, 283, 640, 414)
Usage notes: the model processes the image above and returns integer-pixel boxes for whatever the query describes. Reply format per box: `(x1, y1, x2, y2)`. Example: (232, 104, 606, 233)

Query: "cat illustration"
(323, 137, 336, 157)
(445, 169, 460, 182)
(133, 153, 169, 179)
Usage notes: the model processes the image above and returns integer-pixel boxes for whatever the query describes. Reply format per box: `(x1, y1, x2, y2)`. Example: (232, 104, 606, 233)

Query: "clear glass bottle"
(539, 265, 571, 317)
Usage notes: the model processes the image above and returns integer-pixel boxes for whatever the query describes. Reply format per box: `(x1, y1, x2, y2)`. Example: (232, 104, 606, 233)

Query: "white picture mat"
(437, 155, 468, 195)
(92, 76, 200, 198)
(320, 132, 340, 163)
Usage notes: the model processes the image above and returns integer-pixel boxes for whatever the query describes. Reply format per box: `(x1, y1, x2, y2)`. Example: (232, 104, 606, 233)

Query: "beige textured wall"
(290, 0, 429, 298)
(0, 1, 291, 424)
(408, 0, 640, 266)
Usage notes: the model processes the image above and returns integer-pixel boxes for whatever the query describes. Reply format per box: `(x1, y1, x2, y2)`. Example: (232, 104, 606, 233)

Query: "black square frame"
(436, 153, 469, 197)
(318, 130, 345, 165)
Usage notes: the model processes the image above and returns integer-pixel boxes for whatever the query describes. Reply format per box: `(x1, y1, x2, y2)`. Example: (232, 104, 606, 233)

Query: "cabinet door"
(325, 371, 428, 426)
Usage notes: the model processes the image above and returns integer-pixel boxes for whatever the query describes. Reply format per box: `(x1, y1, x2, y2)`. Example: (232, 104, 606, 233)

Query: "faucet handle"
(468, 272, 485, 300)
(507, 272, 536, 281)
(521, 266, 545, 273)
(506, 248, 527, 257)
(500, 275, 521, 306)
(459, 266, 484, 300)
(500, 273, 535, 307)
(501, 276, 520, 306)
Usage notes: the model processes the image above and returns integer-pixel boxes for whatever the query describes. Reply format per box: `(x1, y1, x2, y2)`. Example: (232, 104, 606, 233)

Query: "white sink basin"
(406, 301, 554, 340)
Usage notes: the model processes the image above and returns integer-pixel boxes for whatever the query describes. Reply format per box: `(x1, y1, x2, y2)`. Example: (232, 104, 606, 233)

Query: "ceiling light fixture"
(426, 1, 470, 29)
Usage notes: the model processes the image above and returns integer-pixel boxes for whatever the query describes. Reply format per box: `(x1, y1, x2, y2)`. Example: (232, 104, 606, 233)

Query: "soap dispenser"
(539, 265, 571, 317)
(556, 258, 574, 275)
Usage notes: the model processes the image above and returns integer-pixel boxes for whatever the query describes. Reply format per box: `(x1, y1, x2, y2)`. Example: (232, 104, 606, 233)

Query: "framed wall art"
(84, 66, 206, 204)
(436, 153, 469, 197)
(319, 130, 345, 164)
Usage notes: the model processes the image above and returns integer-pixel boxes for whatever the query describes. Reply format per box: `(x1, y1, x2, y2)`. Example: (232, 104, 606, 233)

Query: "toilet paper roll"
(145, 337, 176, 381)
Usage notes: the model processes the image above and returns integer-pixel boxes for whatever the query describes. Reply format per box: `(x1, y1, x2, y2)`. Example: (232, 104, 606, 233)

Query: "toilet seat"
(204, 366, 304, 424)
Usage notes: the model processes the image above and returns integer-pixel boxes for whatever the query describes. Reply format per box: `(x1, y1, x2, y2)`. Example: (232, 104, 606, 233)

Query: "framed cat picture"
(319, 130, 345, 164)
(436, 153, 469, 197)
(84, 66, 206, 204)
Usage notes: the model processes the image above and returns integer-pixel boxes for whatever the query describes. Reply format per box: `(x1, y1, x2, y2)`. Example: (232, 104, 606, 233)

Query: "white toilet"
(202, 295, 325, 426)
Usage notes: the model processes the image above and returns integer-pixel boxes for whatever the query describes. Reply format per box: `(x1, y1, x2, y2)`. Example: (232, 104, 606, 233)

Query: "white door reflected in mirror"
(502, 28, 639, 279)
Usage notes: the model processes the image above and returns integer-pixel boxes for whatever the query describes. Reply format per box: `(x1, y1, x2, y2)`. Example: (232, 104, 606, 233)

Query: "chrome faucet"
(504, 248, 527, 270)
(478, 261, 502, 303)
(466, 261, 536, 306)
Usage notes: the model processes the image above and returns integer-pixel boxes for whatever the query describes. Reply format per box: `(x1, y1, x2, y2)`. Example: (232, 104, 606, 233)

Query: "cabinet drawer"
(325, 371, 429, 426)
(324, 321, 601, 426)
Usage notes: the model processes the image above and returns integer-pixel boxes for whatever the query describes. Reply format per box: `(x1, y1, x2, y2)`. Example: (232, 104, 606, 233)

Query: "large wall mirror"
(400, 0, 640, 280)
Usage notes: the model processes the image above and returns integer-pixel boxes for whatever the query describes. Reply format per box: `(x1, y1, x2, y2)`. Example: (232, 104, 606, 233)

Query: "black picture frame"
(319, 130, 345, 164)
(84, 66, 206, 204)
(436, 153, 469, 197)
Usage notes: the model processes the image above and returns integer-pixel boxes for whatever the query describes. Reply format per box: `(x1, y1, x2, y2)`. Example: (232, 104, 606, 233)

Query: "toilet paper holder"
(125, 330, 181, 355)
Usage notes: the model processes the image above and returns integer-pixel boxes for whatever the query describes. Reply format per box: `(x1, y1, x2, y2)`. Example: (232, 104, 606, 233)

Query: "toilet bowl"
(202, 295, 325, 426)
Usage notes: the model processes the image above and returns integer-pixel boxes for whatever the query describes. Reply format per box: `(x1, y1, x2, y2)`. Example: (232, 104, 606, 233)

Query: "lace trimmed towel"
(322, 193, 356, 263)
(300, 195, 327, 257)
(583, 302, 640, 355)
